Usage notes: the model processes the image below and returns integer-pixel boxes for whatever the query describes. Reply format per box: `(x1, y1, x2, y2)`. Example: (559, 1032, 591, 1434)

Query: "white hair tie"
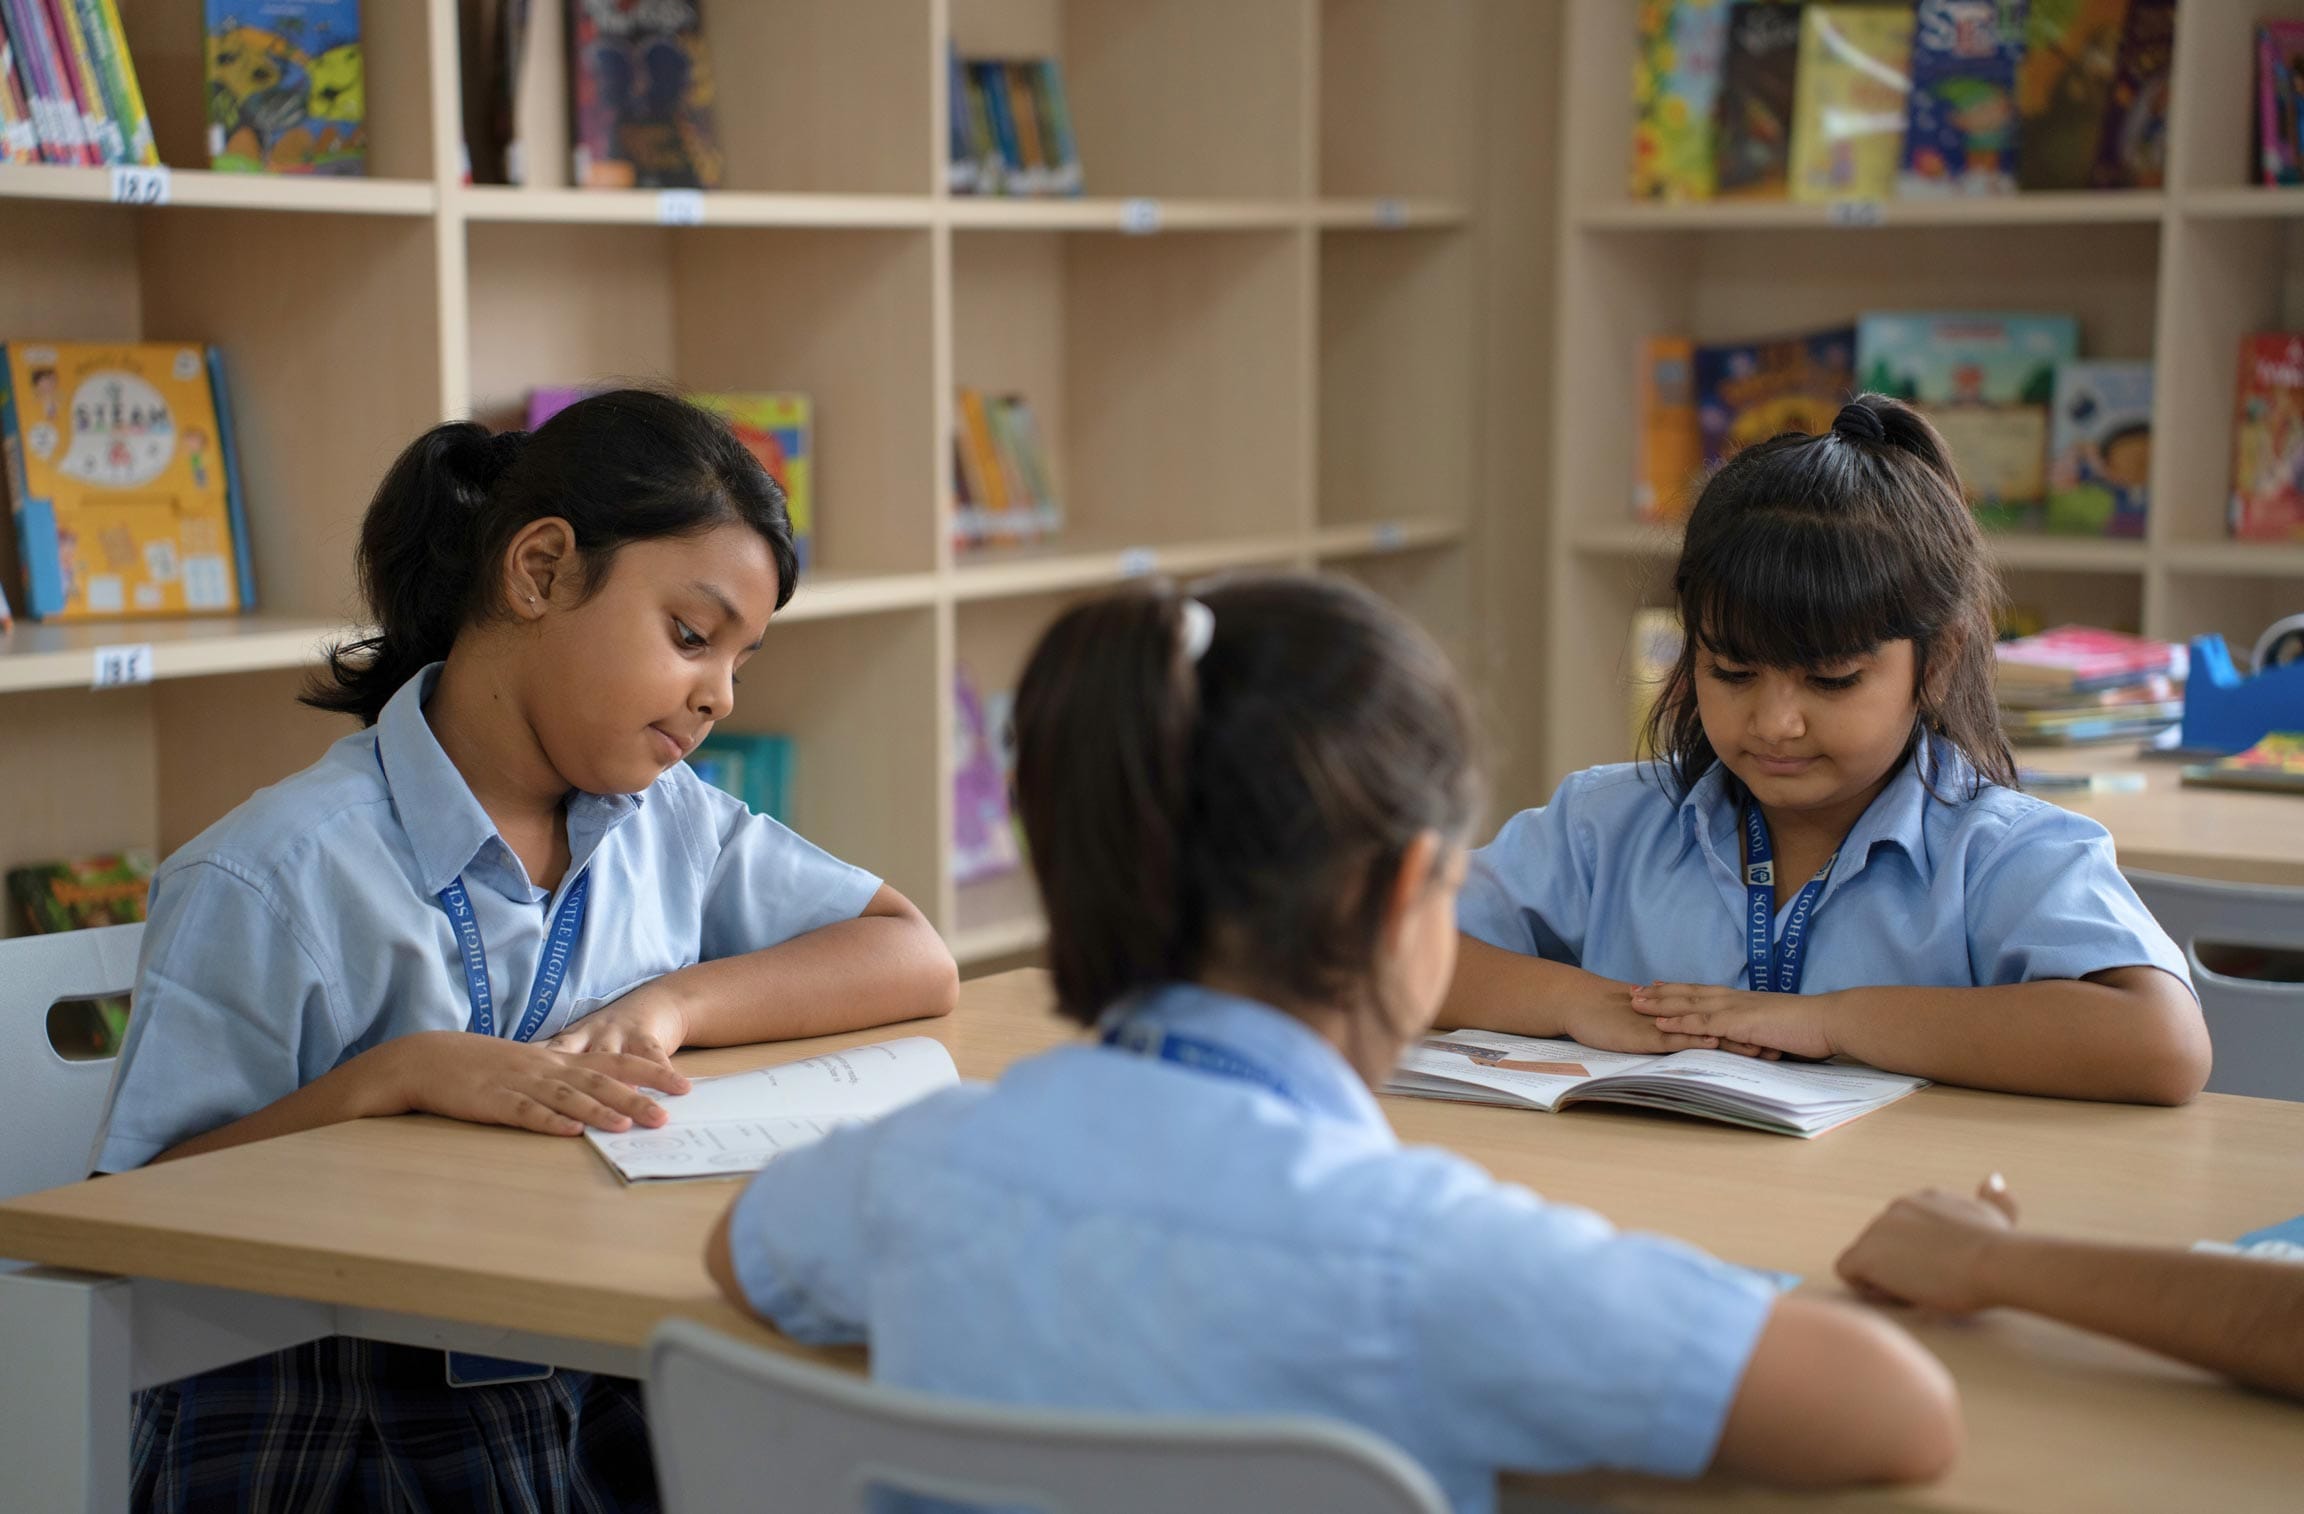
(1179, 598, 1215, 664)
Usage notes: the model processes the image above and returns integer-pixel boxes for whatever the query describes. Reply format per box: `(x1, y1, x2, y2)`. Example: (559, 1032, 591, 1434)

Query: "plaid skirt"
(129, 1336, 658, 1514)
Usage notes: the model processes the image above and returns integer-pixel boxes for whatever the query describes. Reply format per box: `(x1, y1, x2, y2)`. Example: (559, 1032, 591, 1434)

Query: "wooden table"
(4, 970, 2301, 1513)
(2016, 743, 2304, 888)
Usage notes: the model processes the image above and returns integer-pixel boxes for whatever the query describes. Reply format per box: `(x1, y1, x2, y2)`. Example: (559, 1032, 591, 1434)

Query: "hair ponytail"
(304, 390, 797, 725)
(1014, 576, 1480, 1027)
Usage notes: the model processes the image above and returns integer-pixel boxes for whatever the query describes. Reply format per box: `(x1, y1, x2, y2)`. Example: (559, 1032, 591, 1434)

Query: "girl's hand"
(1836, 1175, 2021, 1313)
(1560, 983, 1728, 1056)
(546, 979, 690, 1081)
(1629, 982, 1836, 1059)
(379, 1030, 690, 1137)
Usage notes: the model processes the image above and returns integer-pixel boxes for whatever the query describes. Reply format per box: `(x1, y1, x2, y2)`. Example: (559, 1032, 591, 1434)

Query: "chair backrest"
(644, 1320, 1449, 1514)
(2124, 870, 2304, 1101)
(0, 924, 141, 1201)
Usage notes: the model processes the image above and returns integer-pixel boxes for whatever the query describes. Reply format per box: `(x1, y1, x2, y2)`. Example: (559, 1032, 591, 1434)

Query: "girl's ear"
(1379, 829, 1447, 956)
(504, 517, 578, 616)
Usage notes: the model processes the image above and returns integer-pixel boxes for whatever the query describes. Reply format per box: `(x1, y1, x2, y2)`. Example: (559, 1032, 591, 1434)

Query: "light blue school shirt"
(726, 983, 1777, 1514)
(1458, 744, 2190, 994)
(94, 663, 881, 1172)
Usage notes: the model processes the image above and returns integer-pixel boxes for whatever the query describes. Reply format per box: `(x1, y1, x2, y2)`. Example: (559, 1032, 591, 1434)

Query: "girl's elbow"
(1883, 1362, 1964, 1484)
(921, 945, 961, 1018)
(2130, 998, 2214, 1106)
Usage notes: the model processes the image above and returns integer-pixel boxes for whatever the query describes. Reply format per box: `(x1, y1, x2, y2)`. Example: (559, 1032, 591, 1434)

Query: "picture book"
(1996, 624, 2184, 695)
(1387, 1030, 1927, 1138)
(2259, 22, 2304, 186)
(2090, 0, 2171, 189)
(587, 1037, 960, 1182)
(1713, 1, 1805, 198)
(2045, 360, 2150, 537)
(1899, 0, 2026, 197)
(1635, 335, 1704, 522)
(7, 850, 154, 1059)
(0, 342, 247, 621)
(205, 0, 365, 175)
(687, 731, 792, 822)
(2180, 733, 2304, 796)
(74, 0, 158, 165)
(568, 0, 721, 189)
(1631, 0, 1732, 201)
(2015, 0, 2129, 191)
(1692, 325, 1856, 468)
(1789, 4, 1914, 204)
(1628, 606, 1684, 758)
(693, 393, 813, 573)
(2232, 333, 2304, 542)
(953, 664, 1021, 884)
(1855, 312, 2078, 529)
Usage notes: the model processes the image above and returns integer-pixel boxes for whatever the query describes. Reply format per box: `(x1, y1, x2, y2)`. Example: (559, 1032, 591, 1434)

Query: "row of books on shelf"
(1632, 0, 2169, 204)
(948, 46, 1083, 198)
(953, 387, 1064, 551)
(465, 0, 721, 189)
(0, 1, 364, 175)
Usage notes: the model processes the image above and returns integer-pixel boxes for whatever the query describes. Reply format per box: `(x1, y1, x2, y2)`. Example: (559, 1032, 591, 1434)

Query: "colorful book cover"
(2090, 0, 2171, 189)
(78, 0, 156, 165)
(2015, 0, 2128, 192)
(568, 0, 721, 189)
(971, 60, 1020, 187)
(205, 0, 365, 175)
(1635, 335, 1703, 523)
(6, 850, 153, 1058)
(0, 342, 245, 621)
(961, 64, 1002, 194)
(687, 731, 792, 821)
(2045, 360, 2150, 538)
(1855, 312, 2078, 529)
(946, 40, 977, 193)
(1997, 624, 2183, 692)
(0, 31, 40, 163)
(1631, 0, 1732, 201)
(693, 393, 813, 573)
(2180, 733, 2304, 795)
(5, 0, 94, 163)
(1789, 4, 1915, 203)
(1899, 0, 2026, 197)
(956, 387, 1010, 529)
(2231, 333, 2304, 543)
(1032, 58, 1081, 194)
(2258, 22, 2304, 186)
(1693, 325, 1856, 468)
(1713, 1, 1805, 198)
(1001, 397, 1062, 537)
(1003, 62, 1047, 191)
(953, 665, 1022, 883)
(49, 0, 120, 163)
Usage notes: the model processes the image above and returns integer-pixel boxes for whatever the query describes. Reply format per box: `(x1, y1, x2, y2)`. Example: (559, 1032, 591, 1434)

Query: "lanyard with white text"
(1102, 1015, 1301, 1108)
(436, 869, 590, 1041)
(1742, 805, 1834, 995)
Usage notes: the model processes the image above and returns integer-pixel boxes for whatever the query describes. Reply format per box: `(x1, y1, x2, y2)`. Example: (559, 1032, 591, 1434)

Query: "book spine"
(81, 0, 151, 165)
(1034, 58, 1081, 194)
(1003, 61, 1046, 193)
(973, 60, 1020, 191)
(0, 32, 41, 163)
(945, 39, 975, 193)
(205, 346, 257, 610)
(1003, 398, 1061, 536)
(951, 434, 980, 548)
(42, 0, 112, 162)
(956, 386, 1010, 522)
(962, 64, 1001, 191)
(0, 346, 67, 619)
(985, 397, 1035, 536)
(5, 0, 79, 163)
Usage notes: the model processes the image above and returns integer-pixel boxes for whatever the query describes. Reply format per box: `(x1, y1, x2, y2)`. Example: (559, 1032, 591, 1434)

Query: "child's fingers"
(534, 1076, 647, 1133)
(563, 1066, 672, 1125)
(571, 1049, 691, 1096)
(496, 1090, 584, 1137)
(1977, 1172, 2019, 1223)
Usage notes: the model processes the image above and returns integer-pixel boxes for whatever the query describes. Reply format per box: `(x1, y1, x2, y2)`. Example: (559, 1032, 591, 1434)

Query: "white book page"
(1591, 1050, 1926, 1112)
(1387, 1030, 1661, 1110)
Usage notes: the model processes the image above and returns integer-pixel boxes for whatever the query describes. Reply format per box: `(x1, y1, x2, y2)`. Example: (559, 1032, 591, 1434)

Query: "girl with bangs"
(1445, 396, 2208, 1105)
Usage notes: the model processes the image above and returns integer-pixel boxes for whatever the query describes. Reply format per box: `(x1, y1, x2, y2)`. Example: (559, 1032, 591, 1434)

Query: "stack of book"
(949, 45, 1081, 197)
(1996, 625, 2185, 747)
(953, 388, 1062, 551)
(0, 0, 155, 167)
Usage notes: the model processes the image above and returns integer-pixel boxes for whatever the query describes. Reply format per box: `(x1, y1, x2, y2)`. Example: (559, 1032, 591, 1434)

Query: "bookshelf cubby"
(0, 0, 1520, 969)
(1545, 0, 2304, 788)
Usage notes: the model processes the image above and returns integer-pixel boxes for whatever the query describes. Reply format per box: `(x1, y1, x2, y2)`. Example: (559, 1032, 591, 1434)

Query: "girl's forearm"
(1437, 936, 1618, 1036)
(152, 1040, 414, 1165)
(671, 907, 959, 1047)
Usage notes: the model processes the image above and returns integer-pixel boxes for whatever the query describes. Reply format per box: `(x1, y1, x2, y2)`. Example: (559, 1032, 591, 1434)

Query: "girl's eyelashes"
(1704, 664, 1755, 686)
(1808, 670, 1863, 692)
(673, 618, 707, 650)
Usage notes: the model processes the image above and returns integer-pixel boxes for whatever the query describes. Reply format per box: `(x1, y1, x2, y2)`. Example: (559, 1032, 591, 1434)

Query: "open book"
(585, 1037, 960, 1182)
(1387, 1030, 1926, 1138)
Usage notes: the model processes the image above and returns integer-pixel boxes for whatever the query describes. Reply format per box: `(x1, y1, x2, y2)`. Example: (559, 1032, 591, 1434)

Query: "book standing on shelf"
(568, 0, 720, 189)
(1788, 4, 1915, 204)
(204, 0, 365, 175)
(953, 388, 1061, 550)
(952, 665, 1020, 885)
(2014, 0, 2125, 191)
(0, 27, 36, 163)
(2045, 359, 2150, 537)
(1856, 311, 2075, 530)
(2090, 0, 2170, 190)
(71, 0, 156, 166)
(1713, 1, 1806, 198)
(1634, 335, 1703, 523)
(694, 393, 812, 573)
(5, 0, 94, 163)
(1631, 0, 1732, 201)
(953, 52, 1081, 197)
(2232, 334, 2304, 543)
(688, 732, 793, 823)
(1899, 0, 2026, 197)
(2258, 22, 2304, 187)
(1692, 325, 1855, 469)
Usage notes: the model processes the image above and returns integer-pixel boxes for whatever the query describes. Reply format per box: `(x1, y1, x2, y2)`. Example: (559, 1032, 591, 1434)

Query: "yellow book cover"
(1636, 335, 1704, 523)
(1628, 606, 1686, 759)
(956, 386, 1010, 519)
(1790, 5, 1916, 203)
(1, 342, 241, 621)
(692, 392, 812, 571)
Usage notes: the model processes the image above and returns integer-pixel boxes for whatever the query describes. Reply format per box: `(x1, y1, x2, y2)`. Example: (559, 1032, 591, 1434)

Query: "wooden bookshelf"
(1545, 0, 2304, 787)
(0, 0, 1534, 969)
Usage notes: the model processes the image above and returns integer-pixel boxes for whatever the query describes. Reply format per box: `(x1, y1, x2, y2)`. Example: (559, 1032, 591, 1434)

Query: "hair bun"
(1832, 402, 1888, 445)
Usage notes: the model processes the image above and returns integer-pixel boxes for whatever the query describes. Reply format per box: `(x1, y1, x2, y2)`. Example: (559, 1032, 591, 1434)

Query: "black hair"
(1642, 392, 2016, 797)
(305, 389, 796, 725)
(1012, 574, 1481, 1028)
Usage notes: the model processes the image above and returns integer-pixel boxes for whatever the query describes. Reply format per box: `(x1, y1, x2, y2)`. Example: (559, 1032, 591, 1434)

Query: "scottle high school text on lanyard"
(1742, 805, 1835, 994)
(436, 870, 590, 1042)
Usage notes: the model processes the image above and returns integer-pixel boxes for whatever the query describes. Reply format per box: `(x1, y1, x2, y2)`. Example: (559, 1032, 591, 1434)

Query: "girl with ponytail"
(1449, 394, 2207, 1105)
(96, 389, 955, 1510)
(707, 575, 1962, 1510)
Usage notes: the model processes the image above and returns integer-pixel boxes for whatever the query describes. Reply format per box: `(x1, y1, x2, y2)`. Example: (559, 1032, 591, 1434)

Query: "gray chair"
(0, 924, 140, 1204)
(2125, 870, 2304, 1101)
(644, 1319, 1449, 1514)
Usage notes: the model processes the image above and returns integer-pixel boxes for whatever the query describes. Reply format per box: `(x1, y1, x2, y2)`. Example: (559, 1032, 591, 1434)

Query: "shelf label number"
(657, 189, 706, 226)
(1373, 521, 1406, 551)
(1375, 198, 1408, 229)
(92, 643, 154, 689)
(1827, 200, 1884, 228)
(1120, 197, 1162, 235)
(110, 165, 171, 206)
(1117, 546, 1159, 577)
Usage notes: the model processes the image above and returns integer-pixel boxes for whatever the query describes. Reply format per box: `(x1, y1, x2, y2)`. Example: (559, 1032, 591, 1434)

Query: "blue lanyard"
(1741, 805, 1834, 995)
(1101, 1016, 1301, 1107)
(436, 869, 590, 1041)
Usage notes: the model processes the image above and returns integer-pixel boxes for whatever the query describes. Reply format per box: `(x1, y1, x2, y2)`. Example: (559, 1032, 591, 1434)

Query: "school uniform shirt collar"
(1675, 737, 1959, 900)
(1103, 982, 1394, 1137)
(373, 662, 643, 902)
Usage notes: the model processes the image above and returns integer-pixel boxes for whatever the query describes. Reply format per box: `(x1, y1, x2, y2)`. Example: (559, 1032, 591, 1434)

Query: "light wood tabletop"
(2015, 742, 2304, 889)
(3, 969, 2301, 1512)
